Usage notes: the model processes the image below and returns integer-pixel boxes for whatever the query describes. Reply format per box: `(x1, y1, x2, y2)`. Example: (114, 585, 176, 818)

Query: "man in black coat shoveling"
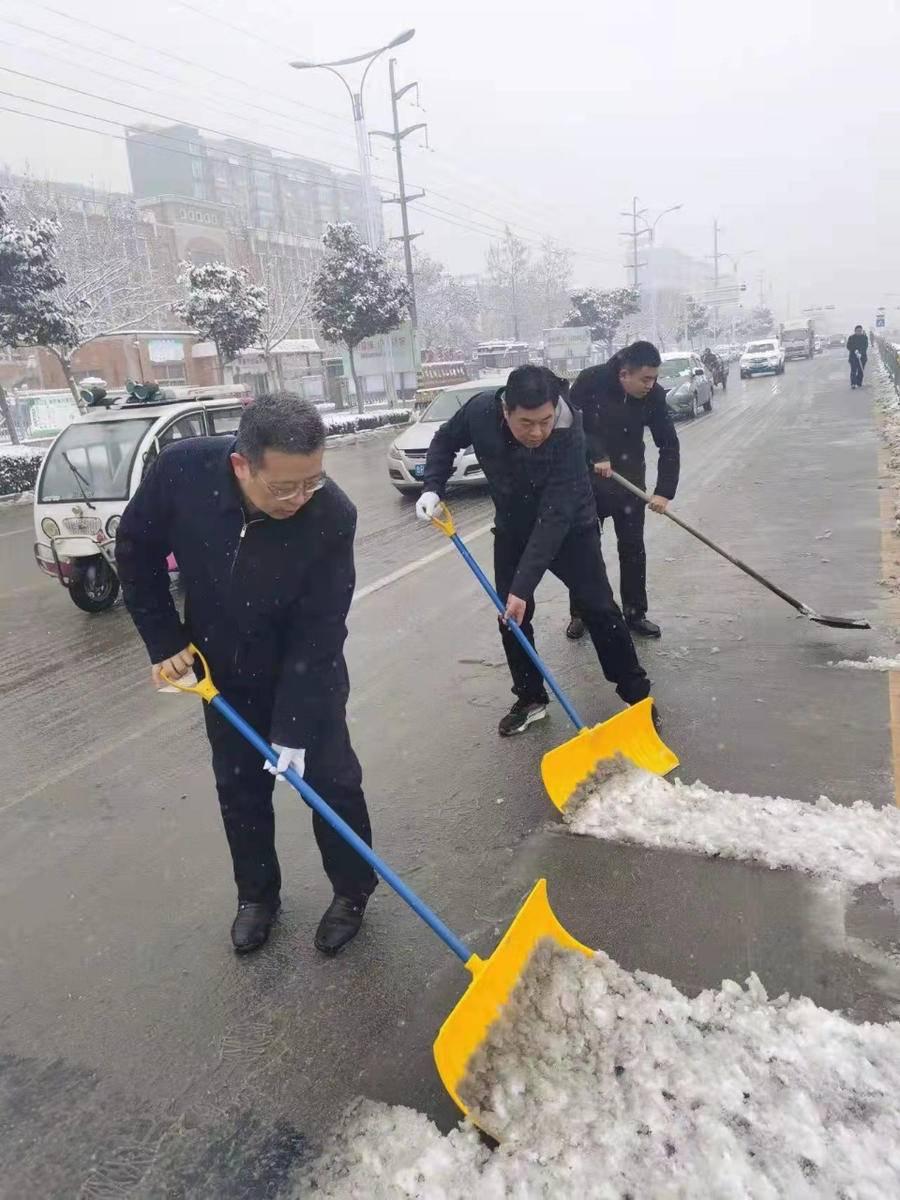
(847, 325, 868, 389)
(565, 341, 680, 641)
(416, 364, 651, 737)
(117, 394, 377, 955)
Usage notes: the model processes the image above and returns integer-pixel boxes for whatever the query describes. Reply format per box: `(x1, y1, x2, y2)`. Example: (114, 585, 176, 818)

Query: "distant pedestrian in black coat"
(416, 365, 650, 738)
(567, 341, 680, 640)
(117, 394, 377, 956)
(847, 326, 869, 389)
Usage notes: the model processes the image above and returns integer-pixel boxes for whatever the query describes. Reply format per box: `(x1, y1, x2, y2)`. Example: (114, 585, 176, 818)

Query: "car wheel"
(740, 371, 748, 380)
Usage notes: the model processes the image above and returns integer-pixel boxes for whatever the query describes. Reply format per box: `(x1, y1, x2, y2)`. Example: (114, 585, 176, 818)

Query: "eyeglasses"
(257, 471, 327, 501)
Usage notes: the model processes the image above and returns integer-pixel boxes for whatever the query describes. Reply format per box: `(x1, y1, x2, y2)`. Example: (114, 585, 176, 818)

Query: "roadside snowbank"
(832, 655, 900, 671)
(562, 757, 900, 886)
(323, 408, 410, 437)
(300, 941, 900, 1197)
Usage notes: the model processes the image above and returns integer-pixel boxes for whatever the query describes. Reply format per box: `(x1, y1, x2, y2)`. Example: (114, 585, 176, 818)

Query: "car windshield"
(746, 342, 776, 354)
(39, 418, 154, 502)
(421, 391, 469, 423)
(659, 357, 693, 382)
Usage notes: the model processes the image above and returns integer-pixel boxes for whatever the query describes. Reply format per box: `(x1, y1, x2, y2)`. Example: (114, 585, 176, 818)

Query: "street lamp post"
(291, 29, 415, 405)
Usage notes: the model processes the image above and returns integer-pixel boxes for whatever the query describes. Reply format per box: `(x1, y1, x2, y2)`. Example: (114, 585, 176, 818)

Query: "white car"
(739, 339, 785, 379)
(387, 375, 508, 494)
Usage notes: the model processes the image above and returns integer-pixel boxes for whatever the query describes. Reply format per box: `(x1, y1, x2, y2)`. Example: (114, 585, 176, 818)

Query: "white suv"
(739, 339, 785, 378)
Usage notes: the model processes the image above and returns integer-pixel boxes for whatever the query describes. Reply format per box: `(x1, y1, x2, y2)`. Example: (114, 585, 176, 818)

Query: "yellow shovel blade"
(433, 878, 592, 1118)
(541, 697, 680, 812)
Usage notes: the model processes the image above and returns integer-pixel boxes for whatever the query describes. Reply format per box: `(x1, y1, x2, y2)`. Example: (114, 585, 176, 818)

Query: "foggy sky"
(0, 0, 897, 328)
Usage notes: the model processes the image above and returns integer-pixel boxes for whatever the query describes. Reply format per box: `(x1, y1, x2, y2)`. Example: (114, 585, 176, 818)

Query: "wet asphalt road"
(1, 354, 898, 1198)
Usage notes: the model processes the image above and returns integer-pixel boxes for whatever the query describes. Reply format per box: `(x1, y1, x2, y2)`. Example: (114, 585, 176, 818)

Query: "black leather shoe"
(566, 616, 586, 640)
(627, 616, 661, 638)
(315, 894, 368, 956)
(231, 901, 279, 954)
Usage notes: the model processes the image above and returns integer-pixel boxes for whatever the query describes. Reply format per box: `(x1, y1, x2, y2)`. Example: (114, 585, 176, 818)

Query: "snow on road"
(562, 757, 900, 887)
(300, 940, 900, 1198)
(832, 656, 900, 672)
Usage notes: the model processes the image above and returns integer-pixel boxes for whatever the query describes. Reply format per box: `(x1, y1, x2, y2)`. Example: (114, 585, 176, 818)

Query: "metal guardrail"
(877, 337, 900, 398)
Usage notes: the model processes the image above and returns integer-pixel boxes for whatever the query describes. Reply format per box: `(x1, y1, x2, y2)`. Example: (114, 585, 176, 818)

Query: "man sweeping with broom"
(415, 365, 652, 736)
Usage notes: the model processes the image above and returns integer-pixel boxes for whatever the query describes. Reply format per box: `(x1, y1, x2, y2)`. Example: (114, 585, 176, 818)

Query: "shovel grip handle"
(448, 532, 585, 731)
(208, 694, 473, 965)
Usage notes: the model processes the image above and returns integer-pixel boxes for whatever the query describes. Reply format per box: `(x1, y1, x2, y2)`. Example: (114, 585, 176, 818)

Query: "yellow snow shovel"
(429, 504, 679, 810)
(161, 646, 592, 1126)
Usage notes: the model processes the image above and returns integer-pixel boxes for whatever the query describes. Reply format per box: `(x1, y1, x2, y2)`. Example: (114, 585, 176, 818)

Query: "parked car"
(657, 352, 713, 419)
(387, 374, 509, 494)
(33, 388, 249, 612)
(739, 339, 785, 378)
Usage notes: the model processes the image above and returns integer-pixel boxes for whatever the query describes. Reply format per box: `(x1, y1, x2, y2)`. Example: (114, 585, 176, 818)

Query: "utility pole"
(710, 218, 725, 338)
(372, 57, 426, 335)
(619, 196, 647, 291)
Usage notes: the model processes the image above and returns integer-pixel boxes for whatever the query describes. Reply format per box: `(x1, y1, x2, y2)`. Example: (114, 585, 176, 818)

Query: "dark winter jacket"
(422, 389, 597, 599)
(569, 361, 680, 502)
(116, 436, 357, 748)
(847, 333, 868, 362)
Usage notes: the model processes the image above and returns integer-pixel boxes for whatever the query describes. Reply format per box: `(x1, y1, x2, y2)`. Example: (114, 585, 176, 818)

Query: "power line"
(25, 1, 351, 130)
(8, 8, 618, 259)
(2, 12, 621, 265)
(0, 98, 618, 266)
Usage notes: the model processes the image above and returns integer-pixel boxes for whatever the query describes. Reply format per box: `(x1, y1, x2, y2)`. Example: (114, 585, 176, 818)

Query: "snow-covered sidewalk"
(300, 940, 900, 1198)
(561, 757, 900, 887)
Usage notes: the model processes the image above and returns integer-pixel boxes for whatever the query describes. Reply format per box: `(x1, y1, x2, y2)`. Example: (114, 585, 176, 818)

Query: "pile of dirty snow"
(562, 757, 900, 887)
(300, 941, 900, 1197)
(832, 655, 900, 672)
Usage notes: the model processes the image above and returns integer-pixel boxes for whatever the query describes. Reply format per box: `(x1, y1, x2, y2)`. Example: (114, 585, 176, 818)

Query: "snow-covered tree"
(0, 194, 78, 441)
(5, 180, 179, 409)
(529, 239, 573, 333)
(747, 305, 775, 337)
(174, 261, 267, 383)
(565, 287, 641, 358)
(485, 226, 530, 341)
(311, 223, 410, 415)
(677, 296, 710, 348)
(411, 249, 480, 357)
(246, 240, 317, 388)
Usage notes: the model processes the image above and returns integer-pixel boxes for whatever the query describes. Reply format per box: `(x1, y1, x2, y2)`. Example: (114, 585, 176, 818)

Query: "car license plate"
(412, 464, 425, 480)
(63, 517, 101, 535)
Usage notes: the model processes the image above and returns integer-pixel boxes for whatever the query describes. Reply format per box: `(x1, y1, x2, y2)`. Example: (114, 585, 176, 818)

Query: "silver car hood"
(392, 420, 443, 452)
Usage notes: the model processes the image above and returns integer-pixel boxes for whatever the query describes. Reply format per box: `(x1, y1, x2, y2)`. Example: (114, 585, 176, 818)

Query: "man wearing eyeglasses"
(116, 393, 377, 956)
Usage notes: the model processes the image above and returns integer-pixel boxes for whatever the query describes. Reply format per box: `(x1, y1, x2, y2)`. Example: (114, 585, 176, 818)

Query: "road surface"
(1, 353, 897, 1197)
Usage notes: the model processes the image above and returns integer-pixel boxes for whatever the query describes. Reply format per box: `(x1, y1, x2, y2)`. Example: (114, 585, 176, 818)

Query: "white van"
(33, 387, 251, 612)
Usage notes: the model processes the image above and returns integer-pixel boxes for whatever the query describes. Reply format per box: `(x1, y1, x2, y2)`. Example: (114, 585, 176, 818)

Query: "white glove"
(415, 491, 440, 521)
(263, 744, 306, 782)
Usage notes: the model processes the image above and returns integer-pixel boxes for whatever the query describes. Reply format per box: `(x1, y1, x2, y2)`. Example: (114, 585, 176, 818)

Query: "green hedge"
(0, 446, 45, 496)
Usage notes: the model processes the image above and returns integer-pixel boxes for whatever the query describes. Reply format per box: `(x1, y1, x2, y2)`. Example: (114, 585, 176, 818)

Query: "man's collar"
(217, 437, 244, 512)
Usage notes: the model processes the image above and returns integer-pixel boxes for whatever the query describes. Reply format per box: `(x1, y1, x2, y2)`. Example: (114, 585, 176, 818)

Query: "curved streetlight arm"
(290, 29, 414, 71)
(295, 62, 355, 108)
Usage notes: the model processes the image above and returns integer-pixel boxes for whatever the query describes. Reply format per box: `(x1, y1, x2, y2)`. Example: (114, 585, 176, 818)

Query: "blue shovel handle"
(209, 692, 473, 965)
(447, 531, 585, 731)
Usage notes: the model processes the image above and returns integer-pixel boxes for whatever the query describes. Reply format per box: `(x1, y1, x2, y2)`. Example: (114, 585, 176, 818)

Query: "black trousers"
(571, 499, 648, 622)
(203, 688, 378, 907)
(495, 524, 650, 706)
(850, 355, 866, 387)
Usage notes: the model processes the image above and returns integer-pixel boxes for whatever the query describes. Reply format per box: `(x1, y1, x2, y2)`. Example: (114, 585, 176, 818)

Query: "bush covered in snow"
(323, 408, 410, 437)
(0, 444, 45, 495)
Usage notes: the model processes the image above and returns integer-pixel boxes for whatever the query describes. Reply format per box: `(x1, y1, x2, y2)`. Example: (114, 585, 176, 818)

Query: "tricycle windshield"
(39, 418, 155, 502)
